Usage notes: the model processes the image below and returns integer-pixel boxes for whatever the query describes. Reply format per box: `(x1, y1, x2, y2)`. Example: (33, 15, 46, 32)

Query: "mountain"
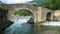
(32, 0, 45, 4)
(27, 0, 45, 6)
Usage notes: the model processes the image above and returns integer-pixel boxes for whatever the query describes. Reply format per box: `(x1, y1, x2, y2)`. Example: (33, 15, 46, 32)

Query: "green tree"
(15, 10, 32, 16)
(28, 0, 45, 6)
(41, 0, 60, 10)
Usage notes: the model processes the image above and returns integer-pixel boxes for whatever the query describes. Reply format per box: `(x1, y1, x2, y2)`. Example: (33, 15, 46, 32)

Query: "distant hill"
(32, 0, 45, 4)
(27, 0, 45, 6)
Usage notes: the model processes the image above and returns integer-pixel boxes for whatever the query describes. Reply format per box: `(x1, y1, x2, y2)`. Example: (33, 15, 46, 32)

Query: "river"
(3, 16, 60, 34)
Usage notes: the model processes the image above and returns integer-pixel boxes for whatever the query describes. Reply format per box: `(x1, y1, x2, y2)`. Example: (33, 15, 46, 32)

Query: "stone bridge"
(5, 4, 54, 23)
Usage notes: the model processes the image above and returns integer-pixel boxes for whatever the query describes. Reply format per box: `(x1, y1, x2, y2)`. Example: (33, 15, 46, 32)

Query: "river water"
(3, 16, 60, 34)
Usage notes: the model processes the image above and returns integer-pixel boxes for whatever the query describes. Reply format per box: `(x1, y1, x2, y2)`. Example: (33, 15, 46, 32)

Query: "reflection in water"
(4, 16, 35, 34)
(4, 17, 60, 34)
(4, 22, 60, 34)
(4, 23, 32, 34)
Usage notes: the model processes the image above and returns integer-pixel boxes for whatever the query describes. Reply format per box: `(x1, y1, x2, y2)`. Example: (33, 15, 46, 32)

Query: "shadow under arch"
(46, 12, 51, 21)
(15, 9, 35, 24)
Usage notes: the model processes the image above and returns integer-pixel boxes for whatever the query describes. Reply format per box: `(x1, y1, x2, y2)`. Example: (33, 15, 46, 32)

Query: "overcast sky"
(0, 0, 33, 4)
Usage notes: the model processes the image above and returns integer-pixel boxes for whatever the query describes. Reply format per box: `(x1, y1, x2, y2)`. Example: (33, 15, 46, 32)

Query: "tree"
(28, 0, 45, 6)
(41, 0, 60, 10)
(15, 9, 32, 16)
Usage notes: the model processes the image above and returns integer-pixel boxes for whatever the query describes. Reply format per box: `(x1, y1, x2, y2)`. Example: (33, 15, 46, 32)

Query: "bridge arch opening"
(10, 9, 35, 24)
(46, 12, 51, 21)
(14, 9, 34, 24)
(15, 9, 33, 16)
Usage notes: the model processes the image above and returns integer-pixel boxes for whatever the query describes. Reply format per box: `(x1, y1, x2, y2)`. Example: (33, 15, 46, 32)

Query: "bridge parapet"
(6, 4, 37, 11)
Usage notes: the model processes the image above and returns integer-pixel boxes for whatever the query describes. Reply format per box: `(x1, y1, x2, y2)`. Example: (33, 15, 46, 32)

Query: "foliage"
(15, 10, 32, 16)
(0, 5, 8, 19)
(41, 0, 60, 10)
(29, 0, 44, 7)
(0, 5, 8, 12)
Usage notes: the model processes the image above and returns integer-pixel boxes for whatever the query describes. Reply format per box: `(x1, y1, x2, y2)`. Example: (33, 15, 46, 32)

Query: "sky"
(0, 0, 33, 4)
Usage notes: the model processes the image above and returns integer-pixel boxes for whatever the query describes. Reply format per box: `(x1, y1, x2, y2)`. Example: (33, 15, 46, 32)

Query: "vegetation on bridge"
(15, 9, 32, 16)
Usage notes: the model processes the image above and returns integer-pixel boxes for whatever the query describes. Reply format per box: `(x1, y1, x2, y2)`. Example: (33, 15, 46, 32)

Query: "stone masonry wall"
(54, 10, 60, 21)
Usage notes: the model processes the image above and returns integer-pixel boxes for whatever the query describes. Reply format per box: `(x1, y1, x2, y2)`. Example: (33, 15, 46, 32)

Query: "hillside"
(28, 0, 45, 6)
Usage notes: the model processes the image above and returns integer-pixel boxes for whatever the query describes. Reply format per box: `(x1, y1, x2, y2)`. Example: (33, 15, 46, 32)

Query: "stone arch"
(15, 9, 35, 23)
(7, 8, 36, 23)
(46, 12, 51, 21)
(14, 8, 35, 16)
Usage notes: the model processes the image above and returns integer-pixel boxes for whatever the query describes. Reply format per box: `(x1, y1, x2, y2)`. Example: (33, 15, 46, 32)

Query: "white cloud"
(0, 0, 32, 4)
